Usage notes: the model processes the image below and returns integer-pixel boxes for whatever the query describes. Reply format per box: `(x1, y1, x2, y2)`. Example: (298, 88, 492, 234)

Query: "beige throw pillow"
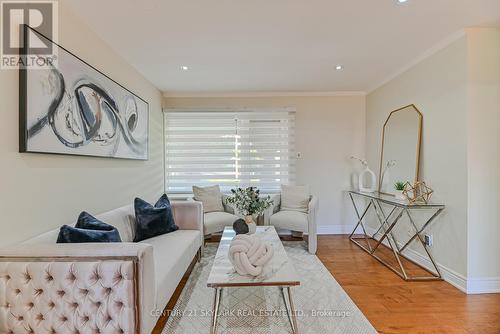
(281, 185, 311, 213)
(193, 185, 224, 213)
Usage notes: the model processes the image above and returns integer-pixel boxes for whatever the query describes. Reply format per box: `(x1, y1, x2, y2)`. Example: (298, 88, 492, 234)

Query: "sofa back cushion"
(23, 229, 60, 244)
(193, 185, 224, 213)
(281, 184, 311, 213)
(22, 205, 136, 244)
(95, 204, 136, 242)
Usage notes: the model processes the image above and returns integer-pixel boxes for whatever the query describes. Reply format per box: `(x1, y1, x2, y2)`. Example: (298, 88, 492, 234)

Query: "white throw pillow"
(280, 185, 311, 213)
(193, 185, 224, 213)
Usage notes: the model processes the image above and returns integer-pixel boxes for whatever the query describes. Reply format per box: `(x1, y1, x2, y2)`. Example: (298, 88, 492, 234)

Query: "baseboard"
(466, 277, 500, 294)
(396, 242, 468, 293)
(362, 226, 469, 293)
(380, 235, 500, 294)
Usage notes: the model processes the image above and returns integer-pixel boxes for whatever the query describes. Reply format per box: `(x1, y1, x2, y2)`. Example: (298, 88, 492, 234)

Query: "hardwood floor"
(153, 235, 500, 334)
(317, 235, 500, 334)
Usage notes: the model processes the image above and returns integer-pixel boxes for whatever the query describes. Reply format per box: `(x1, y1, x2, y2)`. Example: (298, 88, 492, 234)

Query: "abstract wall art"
(19, 25, 149, 160)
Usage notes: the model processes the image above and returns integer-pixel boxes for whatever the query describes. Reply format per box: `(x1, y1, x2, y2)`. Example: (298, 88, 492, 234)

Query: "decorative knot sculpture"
(228, 234, 274, 276)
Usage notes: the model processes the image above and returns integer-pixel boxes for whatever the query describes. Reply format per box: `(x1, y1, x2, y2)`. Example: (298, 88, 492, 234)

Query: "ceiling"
(65, 0, 500, 94)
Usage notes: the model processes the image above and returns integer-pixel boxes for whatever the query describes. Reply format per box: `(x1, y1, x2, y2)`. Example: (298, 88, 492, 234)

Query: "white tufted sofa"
(0, 201, 203, 334)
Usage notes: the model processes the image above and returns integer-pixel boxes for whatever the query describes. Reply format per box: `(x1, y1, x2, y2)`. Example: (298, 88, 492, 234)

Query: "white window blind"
(164, 109, 296, 193)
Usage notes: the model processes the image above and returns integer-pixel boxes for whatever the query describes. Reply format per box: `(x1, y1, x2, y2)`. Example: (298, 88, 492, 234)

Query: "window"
(164, 109, 296, 193)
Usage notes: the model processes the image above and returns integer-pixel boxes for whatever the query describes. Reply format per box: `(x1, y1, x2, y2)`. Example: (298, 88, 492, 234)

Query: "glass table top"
(347, 190, 445, 208)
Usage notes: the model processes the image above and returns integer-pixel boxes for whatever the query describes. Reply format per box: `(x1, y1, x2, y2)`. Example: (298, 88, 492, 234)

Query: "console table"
(347, 190, 445, 281)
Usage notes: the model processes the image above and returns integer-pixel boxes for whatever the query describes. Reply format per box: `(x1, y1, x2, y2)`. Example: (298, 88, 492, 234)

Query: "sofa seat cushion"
(204, 211, 238, 235)
(139, 230, 201, 308)
(270, 210, 308, 233)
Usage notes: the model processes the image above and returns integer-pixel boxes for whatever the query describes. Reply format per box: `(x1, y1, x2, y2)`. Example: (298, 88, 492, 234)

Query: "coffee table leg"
(287, 287, 299, 333)
(281, 286, 299, 334)
(210, 288, 222, 334)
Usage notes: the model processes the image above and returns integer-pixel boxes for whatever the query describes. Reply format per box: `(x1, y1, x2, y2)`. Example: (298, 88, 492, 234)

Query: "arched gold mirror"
(378, 104, 423, 195)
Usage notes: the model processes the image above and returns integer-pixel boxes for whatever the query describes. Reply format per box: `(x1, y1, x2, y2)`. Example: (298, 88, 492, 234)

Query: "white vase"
(359, 166, 377, 193)
(244, 215, 257, 234)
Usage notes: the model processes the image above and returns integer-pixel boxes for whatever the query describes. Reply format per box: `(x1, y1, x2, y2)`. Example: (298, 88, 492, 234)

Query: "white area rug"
(163, 242, 376, 334)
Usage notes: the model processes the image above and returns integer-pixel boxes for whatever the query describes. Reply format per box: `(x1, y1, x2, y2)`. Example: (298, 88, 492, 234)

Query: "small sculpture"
(351, 156, 377, 193)
(403, 181, 434, 204)
(233, 219, 249, 235)
(229, 234, 274, 276)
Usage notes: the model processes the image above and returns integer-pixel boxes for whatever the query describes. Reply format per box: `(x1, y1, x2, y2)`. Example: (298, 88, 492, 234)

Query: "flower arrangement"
(225, 187, 273, 217)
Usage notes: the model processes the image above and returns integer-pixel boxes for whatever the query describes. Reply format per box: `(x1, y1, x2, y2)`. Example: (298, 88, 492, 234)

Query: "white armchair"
(265, 193, 318, 254)
(190, 193, 239, 236)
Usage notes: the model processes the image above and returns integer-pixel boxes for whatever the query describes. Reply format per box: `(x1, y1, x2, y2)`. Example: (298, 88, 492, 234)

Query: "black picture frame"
(19, 24, 149, 160)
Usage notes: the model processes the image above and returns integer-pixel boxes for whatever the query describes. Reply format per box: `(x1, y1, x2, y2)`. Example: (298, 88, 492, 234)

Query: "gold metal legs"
(210, 288, 222, 334)
(281, 286, 299, 333)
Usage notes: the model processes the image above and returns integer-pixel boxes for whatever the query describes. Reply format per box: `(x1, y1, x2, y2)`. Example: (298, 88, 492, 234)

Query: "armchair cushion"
(270, 210, 309, 233)
(281, 185, 311, 213)
(204, 211, 238, 235)
(193, 185, 224, 213)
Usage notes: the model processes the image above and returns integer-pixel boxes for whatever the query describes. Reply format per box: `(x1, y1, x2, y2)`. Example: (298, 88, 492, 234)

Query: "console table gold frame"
(348, 190, 445, 281)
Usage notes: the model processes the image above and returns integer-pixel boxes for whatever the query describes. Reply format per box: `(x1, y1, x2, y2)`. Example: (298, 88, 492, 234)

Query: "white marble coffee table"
(207, 226, 300, 333)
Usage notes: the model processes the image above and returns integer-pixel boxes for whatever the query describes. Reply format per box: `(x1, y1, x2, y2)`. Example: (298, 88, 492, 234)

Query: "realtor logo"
(1, 0, 58, 69)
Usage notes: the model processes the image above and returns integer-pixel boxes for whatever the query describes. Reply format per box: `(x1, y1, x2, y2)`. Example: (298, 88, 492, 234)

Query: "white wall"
(366, 36, 469, 285)
(163, 95, 366, 233)
(0, 2, 164, 246)
(466, 28, 500, 287)
(367, 28, 500, 293)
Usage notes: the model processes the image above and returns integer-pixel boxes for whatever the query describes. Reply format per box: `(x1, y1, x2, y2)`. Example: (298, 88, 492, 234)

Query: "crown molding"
(163, 91, 366, 98)
(367, 29, 466, 94)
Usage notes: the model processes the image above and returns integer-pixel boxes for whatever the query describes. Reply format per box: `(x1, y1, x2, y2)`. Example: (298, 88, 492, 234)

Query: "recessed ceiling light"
(335, 65, 343, 70)
(181, 66, 189, 71)
(397, 0, 408, 3)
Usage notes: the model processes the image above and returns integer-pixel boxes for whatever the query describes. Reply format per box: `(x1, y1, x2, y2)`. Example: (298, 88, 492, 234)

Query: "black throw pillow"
(57, 211, 122, 243)
(133, 194, 178, 242)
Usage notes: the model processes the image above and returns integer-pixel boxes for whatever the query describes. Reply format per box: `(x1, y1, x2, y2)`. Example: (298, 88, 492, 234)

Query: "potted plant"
(225, 187, 273, 234)
(394, 181, 407, 200)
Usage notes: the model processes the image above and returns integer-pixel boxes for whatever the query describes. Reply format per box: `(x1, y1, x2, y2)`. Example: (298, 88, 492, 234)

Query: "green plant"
(394, 181, 406, 191)
(225, 187, 273, 216)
